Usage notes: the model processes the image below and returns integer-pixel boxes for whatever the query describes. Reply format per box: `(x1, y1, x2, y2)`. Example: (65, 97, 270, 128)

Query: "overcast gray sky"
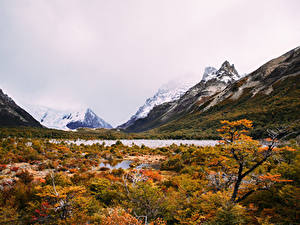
(1, 0, 299, 126)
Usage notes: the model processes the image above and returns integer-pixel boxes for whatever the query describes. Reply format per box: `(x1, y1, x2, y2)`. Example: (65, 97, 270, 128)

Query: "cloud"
(1, 0, 299, 126)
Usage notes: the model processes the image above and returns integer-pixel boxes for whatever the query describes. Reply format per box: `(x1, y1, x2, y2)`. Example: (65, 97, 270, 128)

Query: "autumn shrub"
(79, 165, 89, 172)
(48, 160, 60, 169)
(161, 155, 184, 172)
(10, 166, 19, 172)
(37, 162, 48, 170)
(45, 172, 72, 187)
(175, 191, 250, 224)
(180, 165, 197, 175)
(69, 168, 78, 173)
(100, 207, 143, 225)
(29, 185, 88, 224)
(71, 171, 95, 185)
(89, 178, 125, 206)
(16, 170, 33, 184)
(141, 169, 162, 182)
(207, 203, 248, 225)
(111, 168, 125, 177)
(25, 149, 43, 161)
(125, 181, 167, 221)
(0, 164, 6, 171)
(0, 206, 19, 224)
(58, 166, 68, 172)
(13, 182, 37, 210)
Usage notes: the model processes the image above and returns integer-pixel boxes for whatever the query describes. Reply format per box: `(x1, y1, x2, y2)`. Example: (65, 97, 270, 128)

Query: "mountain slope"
(118, 80, 195, 129)
(26, 106, 112, 130)
(152, 46, 300, 139)
(0, 89, 42, 127)
(123, 61, 241, 132)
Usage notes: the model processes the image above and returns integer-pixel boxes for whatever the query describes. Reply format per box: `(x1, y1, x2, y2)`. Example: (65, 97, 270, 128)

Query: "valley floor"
(0, 122, 299, 224)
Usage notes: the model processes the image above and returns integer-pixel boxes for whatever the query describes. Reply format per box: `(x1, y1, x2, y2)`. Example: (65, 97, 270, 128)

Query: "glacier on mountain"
(25, 105, 112, 130)
(134, 82, 192, 120)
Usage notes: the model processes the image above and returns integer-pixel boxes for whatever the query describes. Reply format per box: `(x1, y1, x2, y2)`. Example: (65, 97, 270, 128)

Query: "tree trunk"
(231, 163, 243, 202)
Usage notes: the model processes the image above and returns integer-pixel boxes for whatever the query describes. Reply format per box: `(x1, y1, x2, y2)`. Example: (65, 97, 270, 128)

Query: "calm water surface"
(97, 160, 157, 170)
(98, 160, 133, 169)
(64, 139, 218, 148)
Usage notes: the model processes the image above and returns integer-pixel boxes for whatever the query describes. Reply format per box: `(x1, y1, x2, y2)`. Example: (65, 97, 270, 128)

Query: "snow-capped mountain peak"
(25, 105, 112, 130)
(201, 61, 240, 83)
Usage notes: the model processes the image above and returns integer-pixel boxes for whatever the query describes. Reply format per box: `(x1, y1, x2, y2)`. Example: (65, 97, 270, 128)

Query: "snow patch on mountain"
(118, 79, 195, 129)
(135, 82, 192, 120)
(201, 67, 218, 82)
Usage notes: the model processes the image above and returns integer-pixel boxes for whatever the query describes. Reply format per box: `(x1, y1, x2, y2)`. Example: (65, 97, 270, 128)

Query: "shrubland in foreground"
(0, 120, 298, 224)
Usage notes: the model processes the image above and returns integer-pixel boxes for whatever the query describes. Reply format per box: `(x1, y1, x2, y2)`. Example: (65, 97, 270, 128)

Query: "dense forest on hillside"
(0, 120, 298, 224)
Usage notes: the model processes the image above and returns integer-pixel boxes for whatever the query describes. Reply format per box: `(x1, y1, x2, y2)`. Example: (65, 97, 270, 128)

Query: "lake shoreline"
(52, 139, 219, 148)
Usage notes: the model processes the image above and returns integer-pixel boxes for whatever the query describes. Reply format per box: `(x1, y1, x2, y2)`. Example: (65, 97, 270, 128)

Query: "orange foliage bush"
(141, 169, 162, 182)
(100, 207, 143, 225)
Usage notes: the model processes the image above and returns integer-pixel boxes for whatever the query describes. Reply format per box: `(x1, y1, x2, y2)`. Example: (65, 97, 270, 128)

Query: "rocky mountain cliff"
(0, 89, 42, 127)
(122, 61, 241, 132)
(26, 106, 112, 130)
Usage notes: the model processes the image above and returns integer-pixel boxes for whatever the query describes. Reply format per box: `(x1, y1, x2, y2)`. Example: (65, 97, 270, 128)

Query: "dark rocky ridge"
(0, 89, 42, 127)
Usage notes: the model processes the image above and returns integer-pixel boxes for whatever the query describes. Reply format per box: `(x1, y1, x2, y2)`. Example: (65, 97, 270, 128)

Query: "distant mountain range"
(0, 90, 112, 130)
(0, 89, 42, 127)
(1, 47, 299, 138)
(25, 105, 112, 130)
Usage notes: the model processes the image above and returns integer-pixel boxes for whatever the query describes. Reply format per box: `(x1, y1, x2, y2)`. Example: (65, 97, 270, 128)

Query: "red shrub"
(0, 164, 7, 171)
(10, 167, 19, 172)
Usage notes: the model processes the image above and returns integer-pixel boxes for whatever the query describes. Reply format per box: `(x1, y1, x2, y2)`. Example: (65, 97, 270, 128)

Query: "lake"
(98, 160, 133, 170)
(97, 160, 157, 170)
(62, 139, 218, 148)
